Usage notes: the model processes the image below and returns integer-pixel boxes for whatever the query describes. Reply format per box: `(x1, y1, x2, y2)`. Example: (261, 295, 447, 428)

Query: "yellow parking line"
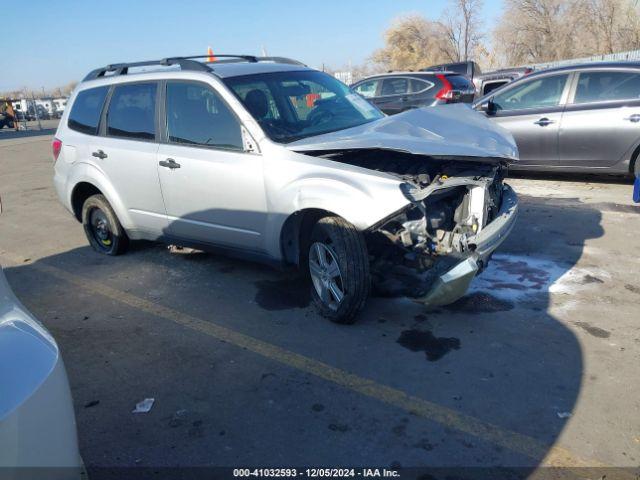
(0, 251, 610, 469)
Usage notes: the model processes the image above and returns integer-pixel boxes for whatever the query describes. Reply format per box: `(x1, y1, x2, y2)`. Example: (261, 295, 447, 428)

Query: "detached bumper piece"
(416, 184, 518, 306)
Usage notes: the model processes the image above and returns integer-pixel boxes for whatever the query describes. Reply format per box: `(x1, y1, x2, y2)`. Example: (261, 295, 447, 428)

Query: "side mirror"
(479, 99, 497, 115)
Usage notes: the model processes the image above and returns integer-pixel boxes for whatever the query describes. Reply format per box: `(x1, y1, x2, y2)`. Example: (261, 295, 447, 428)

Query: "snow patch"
(470, 254, 609, 302)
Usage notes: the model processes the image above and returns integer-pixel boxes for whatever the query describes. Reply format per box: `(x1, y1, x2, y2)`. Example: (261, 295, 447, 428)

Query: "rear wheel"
(82, 194, 129, 255)
(308, 216, 370, 324)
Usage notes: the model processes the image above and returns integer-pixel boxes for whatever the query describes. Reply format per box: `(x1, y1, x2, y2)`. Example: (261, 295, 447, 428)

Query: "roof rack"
(83, 54, 306, 81)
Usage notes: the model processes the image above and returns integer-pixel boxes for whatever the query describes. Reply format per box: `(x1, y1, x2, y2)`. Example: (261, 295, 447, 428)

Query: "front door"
(485, 73, 571, 166)
(157, 81, 267, 251)
(559, 69, 640, 168)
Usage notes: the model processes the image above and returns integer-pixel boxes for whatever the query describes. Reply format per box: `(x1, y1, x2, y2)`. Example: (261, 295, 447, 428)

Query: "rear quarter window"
(68, 87, 109, 135)
(447, 75, 473, 90)
(410, 78, 433, 93)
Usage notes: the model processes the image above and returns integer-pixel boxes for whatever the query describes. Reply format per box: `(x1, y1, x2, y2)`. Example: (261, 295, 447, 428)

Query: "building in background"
(333, 71, 353, 85)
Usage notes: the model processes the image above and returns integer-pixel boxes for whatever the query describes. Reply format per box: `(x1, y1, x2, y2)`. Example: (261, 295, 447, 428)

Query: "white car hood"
(287, 104, 518, 163)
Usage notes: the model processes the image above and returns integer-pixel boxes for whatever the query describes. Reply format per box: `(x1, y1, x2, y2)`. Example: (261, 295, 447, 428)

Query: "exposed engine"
(310, 149, 507, 298)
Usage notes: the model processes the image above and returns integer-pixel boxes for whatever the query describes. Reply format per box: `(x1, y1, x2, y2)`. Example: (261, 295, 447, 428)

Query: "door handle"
(92, 149, 107, 159)
(624, 114, 640, 123)
(534, 118, 555, 127)
(159, 158, 181, 169)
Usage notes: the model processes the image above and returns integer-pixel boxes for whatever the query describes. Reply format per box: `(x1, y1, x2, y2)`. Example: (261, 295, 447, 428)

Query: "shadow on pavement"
(509, 169, 633, 185)
(3, 194, 605, 474)
(0, 128, 56, 140)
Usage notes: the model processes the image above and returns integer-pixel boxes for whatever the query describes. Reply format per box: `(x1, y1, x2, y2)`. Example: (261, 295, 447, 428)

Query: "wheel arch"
(64, 162, 133, 229)
(70, 182, 103, 222)
(279, 208, 334, 267)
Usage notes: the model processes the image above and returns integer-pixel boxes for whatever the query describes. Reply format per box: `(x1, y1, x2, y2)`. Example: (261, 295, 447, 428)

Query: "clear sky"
(1, 0, 503, 92)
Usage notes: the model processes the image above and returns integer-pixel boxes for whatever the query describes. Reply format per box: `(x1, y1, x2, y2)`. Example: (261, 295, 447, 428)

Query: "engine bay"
(309, 148, 508, 298)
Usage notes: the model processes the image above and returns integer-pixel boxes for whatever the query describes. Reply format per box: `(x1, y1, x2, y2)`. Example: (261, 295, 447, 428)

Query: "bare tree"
(61, 81, 78, 96)
(572, 0, 640, 55)
(441, 0, 484, 62)
(493, 0, 640, 66)
(492, 0, 573, 65)
(372, 15, 450, 71)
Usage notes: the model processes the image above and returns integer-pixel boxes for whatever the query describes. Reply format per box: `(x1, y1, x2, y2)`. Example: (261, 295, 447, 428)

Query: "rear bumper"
(0, 270, 82, 477)
(416, 184, 518, 305)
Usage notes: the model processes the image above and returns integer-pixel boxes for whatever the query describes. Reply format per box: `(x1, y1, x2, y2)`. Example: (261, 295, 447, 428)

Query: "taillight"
(52, 138, 62, 162)
(435, 74, 454, 101)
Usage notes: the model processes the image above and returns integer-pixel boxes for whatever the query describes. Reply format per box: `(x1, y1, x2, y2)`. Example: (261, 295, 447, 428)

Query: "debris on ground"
(556, 411, 572, 419)
(168, 409, 187, 427)
(132, 398, 155, 413)
(84, 400, 100, 408)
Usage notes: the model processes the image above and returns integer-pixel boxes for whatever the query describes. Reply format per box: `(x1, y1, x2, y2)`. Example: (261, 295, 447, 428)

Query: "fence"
(527, 49, 640, 71)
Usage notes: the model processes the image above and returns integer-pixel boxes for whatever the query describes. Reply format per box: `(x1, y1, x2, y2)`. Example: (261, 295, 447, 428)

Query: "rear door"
(484, 73, 571, 166)
(376, 77, 410, 115)
(93, 82, 167, 236)
(559, 69, 640, 168)
(157, 80, 267, 251)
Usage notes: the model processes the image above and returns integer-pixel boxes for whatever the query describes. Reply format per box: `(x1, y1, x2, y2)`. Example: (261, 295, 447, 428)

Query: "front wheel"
(308, 216, 370, 324)
(82, 194, 129, 255)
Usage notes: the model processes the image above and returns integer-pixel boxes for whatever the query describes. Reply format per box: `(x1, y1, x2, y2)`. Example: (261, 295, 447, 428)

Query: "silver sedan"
(475, 62, 640, 176)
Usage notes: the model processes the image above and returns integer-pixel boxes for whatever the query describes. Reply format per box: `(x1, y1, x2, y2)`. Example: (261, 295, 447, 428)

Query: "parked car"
(423, 61, 483, 91)
(474, 62, 640, 175)
(53, 55, 518, 323)
(0, 261, 82, 475)
(351, 72, 476, 115)
(477, 67, 533, 97)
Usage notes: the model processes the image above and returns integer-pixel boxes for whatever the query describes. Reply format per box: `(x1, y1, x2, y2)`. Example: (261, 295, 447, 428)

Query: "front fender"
(264, 175, 410, 260)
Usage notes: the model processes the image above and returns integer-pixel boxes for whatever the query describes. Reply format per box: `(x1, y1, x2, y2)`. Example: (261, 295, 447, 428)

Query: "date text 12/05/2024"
(233, 469, 400, 478)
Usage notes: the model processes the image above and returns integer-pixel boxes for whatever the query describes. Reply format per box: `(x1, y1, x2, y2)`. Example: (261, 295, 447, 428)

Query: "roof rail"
(184, 54, 306, 66)
(83, 58, 211, 81)
(82, 54, 306, 81)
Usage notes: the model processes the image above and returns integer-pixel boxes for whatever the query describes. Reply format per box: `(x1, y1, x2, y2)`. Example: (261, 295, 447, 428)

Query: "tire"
(81, 194, 129, 255)
(308, 216, 370, 324)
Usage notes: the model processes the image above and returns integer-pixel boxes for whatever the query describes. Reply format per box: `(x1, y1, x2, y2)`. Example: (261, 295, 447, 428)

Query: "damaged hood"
(287, 104, 519, 163)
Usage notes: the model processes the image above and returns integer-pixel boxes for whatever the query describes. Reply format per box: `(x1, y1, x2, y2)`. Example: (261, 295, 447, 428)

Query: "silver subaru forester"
(53, 55, 519, 323)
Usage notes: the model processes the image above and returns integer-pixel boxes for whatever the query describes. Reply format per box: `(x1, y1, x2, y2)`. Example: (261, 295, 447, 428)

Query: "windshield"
(224, 70, 384, 143)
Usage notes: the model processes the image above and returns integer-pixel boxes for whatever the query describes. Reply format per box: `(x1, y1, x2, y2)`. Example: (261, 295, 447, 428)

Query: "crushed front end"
(360, 152, 518, 306)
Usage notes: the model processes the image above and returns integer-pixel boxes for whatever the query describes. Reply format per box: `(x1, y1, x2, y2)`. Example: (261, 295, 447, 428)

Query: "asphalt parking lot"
(0, 132, 639, 475)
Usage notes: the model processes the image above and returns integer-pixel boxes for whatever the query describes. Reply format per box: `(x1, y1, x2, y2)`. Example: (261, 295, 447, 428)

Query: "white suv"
(53, 55, 519, 323)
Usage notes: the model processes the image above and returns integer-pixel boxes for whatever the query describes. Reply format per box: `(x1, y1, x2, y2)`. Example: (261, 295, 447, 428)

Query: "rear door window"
(574, 71, 640, 103)
(68, 86, 109, 135)
(107, 83, 157, 141)
(165, 82, 243, 150)
(381, 78, 409, 96)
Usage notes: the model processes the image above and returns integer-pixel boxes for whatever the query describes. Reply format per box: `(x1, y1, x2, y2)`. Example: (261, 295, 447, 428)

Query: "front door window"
(492, 74, 569, 111)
